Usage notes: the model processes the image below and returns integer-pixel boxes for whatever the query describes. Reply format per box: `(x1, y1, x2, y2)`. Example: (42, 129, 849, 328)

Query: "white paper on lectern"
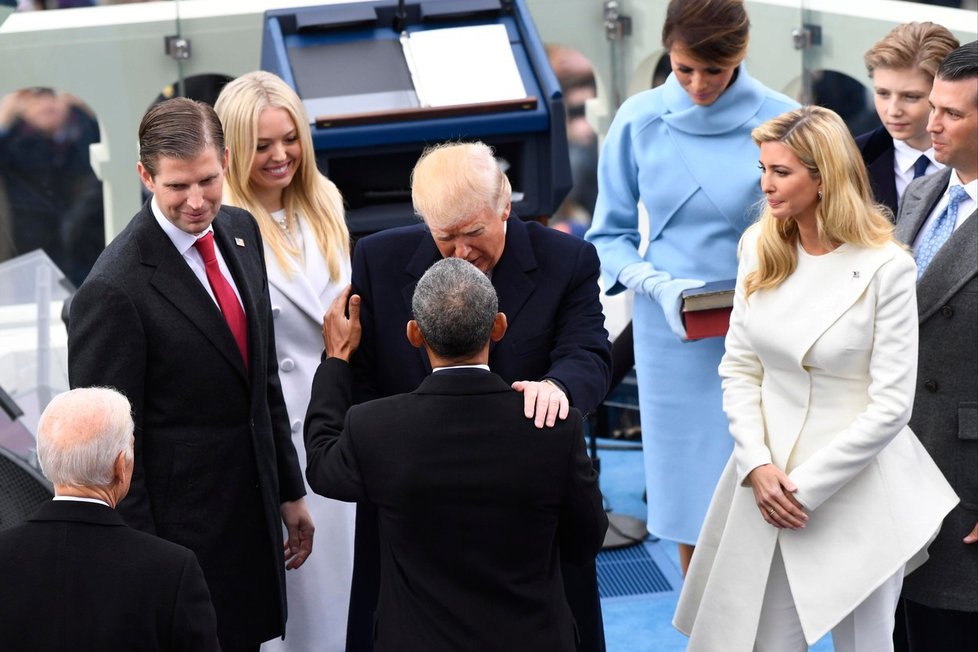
(401, 24, 528, 108)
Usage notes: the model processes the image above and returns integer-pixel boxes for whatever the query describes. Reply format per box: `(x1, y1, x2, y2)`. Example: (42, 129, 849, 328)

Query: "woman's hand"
(747, 464, 809, 530)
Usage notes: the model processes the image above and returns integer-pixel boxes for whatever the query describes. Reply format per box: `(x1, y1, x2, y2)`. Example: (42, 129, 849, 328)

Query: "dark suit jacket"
(856, 126, 899, 219)
(67, 203, 305, 647)
(305, 360, 608, 651)
(351, 217, 612, 411)
(895, 168, 977, 612)
(347, 217, 612, 651)
(0, 500, 219, 651)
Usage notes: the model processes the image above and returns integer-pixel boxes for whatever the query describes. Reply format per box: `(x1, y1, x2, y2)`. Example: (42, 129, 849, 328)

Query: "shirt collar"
(52, 496, 111, 507)
(893, 139, 937, 173)
(432, 364, 490, 373)
(151, 195, 213, 255)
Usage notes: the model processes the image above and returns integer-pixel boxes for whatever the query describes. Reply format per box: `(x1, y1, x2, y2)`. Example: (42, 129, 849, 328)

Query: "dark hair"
(937, 40, 978, 84)
(662, 0, 750, 67)
(412, 258, 498, 359)
(138, 97, 224, 178)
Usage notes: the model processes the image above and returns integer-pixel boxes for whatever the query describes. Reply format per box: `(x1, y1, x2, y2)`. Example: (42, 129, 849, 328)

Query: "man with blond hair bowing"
(0, 387, 219, 651)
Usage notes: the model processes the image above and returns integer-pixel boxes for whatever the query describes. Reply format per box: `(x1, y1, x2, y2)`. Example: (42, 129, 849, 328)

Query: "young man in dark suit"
(345, 141, 612, 652)
(894, 41, 978, 651)
(67, 98, 312, 651)
(0, 387, 219, 651)
(305, 258, 608, 651)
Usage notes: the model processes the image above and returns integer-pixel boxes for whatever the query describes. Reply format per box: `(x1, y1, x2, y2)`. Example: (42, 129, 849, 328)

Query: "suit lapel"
(135, 209, 248, 381)
(213, 216, 260, 382)
(404, 234, 441, 373)
(917, 212, 978, 321)
(491, 217, 537, 337)
(265, 239, 325, 327)
(895, 169, 949, 245)
(783, 245, 898, 368)
(895, 170, 978, 320)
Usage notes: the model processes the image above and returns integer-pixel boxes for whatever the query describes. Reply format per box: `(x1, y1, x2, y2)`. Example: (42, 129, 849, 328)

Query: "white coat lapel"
(265, 219, 326, 326)
(786, 245, 897, 367)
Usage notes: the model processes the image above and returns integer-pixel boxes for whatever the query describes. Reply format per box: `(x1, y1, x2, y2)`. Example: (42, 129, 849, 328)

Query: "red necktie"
(193, 232, 249, 368)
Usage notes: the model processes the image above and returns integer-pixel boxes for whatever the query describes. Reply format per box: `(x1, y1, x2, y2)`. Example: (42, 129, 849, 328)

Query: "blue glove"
(649, 277, 705, 340)
(618, 262, 705, 340)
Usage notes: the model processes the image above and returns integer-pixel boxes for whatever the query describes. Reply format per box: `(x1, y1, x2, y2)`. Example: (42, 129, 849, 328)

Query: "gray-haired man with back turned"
(0, 387, 219, 651)
(304, 258, 608, 651)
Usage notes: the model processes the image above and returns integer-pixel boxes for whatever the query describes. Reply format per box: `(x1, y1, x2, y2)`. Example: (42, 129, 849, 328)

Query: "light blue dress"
(586, 66, 797, 544)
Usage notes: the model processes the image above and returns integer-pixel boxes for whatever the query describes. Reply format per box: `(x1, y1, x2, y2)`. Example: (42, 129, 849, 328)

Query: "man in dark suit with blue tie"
(67, 98, 313, 651)
(894, 41, 977, 652)
(305, 258, 608, 651)
(0, 387, 219, 651)
(345, 141, 612, 651)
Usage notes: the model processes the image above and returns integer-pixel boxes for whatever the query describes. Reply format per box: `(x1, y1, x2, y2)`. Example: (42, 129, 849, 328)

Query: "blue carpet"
(596, 437, 835, 651)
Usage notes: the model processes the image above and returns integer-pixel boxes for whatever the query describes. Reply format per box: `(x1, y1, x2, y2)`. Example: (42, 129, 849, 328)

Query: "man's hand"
(511, 380, 569, 429)
(747, 464, 809, 530)
(323, 285, 361, 361)
(965, 522, 978, 544)
(281, 498, 314, 570)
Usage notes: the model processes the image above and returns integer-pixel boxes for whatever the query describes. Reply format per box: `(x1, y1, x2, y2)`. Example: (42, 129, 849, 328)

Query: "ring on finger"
(767, 508, 775, 515)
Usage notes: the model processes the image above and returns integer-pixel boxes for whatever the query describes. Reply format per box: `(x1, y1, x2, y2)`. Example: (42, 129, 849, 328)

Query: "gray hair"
(412, 258, 498, 358)
(36, 387, 134, 487)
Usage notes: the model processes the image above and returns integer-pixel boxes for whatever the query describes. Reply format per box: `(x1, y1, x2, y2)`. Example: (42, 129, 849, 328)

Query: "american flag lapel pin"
(235, 238, 245, 247)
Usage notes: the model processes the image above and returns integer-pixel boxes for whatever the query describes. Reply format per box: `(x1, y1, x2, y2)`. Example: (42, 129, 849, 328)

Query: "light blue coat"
(586, 66, 797, 543)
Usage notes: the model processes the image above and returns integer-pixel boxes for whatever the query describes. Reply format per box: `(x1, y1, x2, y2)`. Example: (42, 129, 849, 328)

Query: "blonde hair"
(864, 22, 959, 81)
(215, 71, 349, 279)
(745, 106, 894, 298)
(411, 142, 511, 230)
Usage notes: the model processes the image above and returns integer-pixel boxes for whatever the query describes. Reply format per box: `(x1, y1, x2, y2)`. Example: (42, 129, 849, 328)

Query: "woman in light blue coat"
(586, 0, 797, 573)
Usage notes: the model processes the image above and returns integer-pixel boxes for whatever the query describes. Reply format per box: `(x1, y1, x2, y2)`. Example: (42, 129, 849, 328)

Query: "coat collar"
(896, 169, 978, 320)
(29, 499, 126, 526)
(264, 215, 331, 325)
(132, 203, 252, 384)
(413, 369, 513, 396)
(661, 64, 766, 136)
(785, 243, 902, 366)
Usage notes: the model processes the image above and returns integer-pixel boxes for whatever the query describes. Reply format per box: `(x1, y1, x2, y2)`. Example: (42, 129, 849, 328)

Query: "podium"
(260, 0, 571, 235)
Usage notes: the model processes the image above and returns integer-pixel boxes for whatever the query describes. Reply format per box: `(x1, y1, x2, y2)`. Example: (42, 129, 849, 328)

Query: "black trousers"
(897, 597, 977, 652)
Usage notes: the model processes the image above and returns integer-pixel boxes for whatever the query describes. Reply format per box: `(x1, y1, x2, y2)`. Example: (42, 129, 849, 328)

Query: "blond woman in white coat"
(216, 71, 355, 652)
(674, 106, 957, 652)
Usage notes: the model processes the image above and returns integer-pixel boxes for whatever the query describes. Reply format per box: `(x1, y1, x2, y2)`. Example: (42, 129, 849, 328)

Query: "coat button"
(924, 379, 938, 393)
(291, 419, 302, 433)
(280, 358, 295, 372)
(941, 305, 954, 318)
(272, 306, 281, 317)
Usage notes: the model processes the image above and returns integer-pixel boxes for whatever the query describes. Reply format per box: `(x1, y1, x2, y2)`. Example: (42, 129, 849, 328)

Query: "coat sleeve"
(171, 549, 220, 652)
(789, 252, 919, 511)
(303, 357, 366, 502)
(67, 276, 156, 533)
(557, 413, 608, 563)
(543, 240, 612, 415)
(719, 230, 773, 485)
(585, 100, 646, 295)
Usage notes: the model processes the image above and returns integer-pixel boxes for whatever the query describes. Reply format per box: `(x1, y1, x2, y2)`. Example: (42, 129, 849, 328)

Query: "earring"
(817, 190, 823, 201)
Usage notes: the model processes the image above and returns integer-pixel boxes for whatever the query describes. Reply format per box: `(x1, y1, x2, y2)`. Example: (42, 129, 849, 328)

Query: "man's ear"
(406, 320, 425, 349)
(490, 312, 507, 342)
(136, 162, 155, 195)
(500, 201, 511, 222)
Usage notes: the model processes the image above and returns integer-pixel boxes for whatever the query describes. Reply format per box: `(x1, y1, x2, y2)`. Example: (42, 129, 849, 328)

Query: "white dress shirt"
(892, 139, 941, 202)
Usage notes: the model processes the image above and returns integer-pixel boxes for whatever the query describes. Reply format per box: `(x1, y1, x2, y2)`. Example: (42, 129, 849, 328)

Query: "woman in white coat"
(216, 71, 355, 652)
(673, 106, 957, 651)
